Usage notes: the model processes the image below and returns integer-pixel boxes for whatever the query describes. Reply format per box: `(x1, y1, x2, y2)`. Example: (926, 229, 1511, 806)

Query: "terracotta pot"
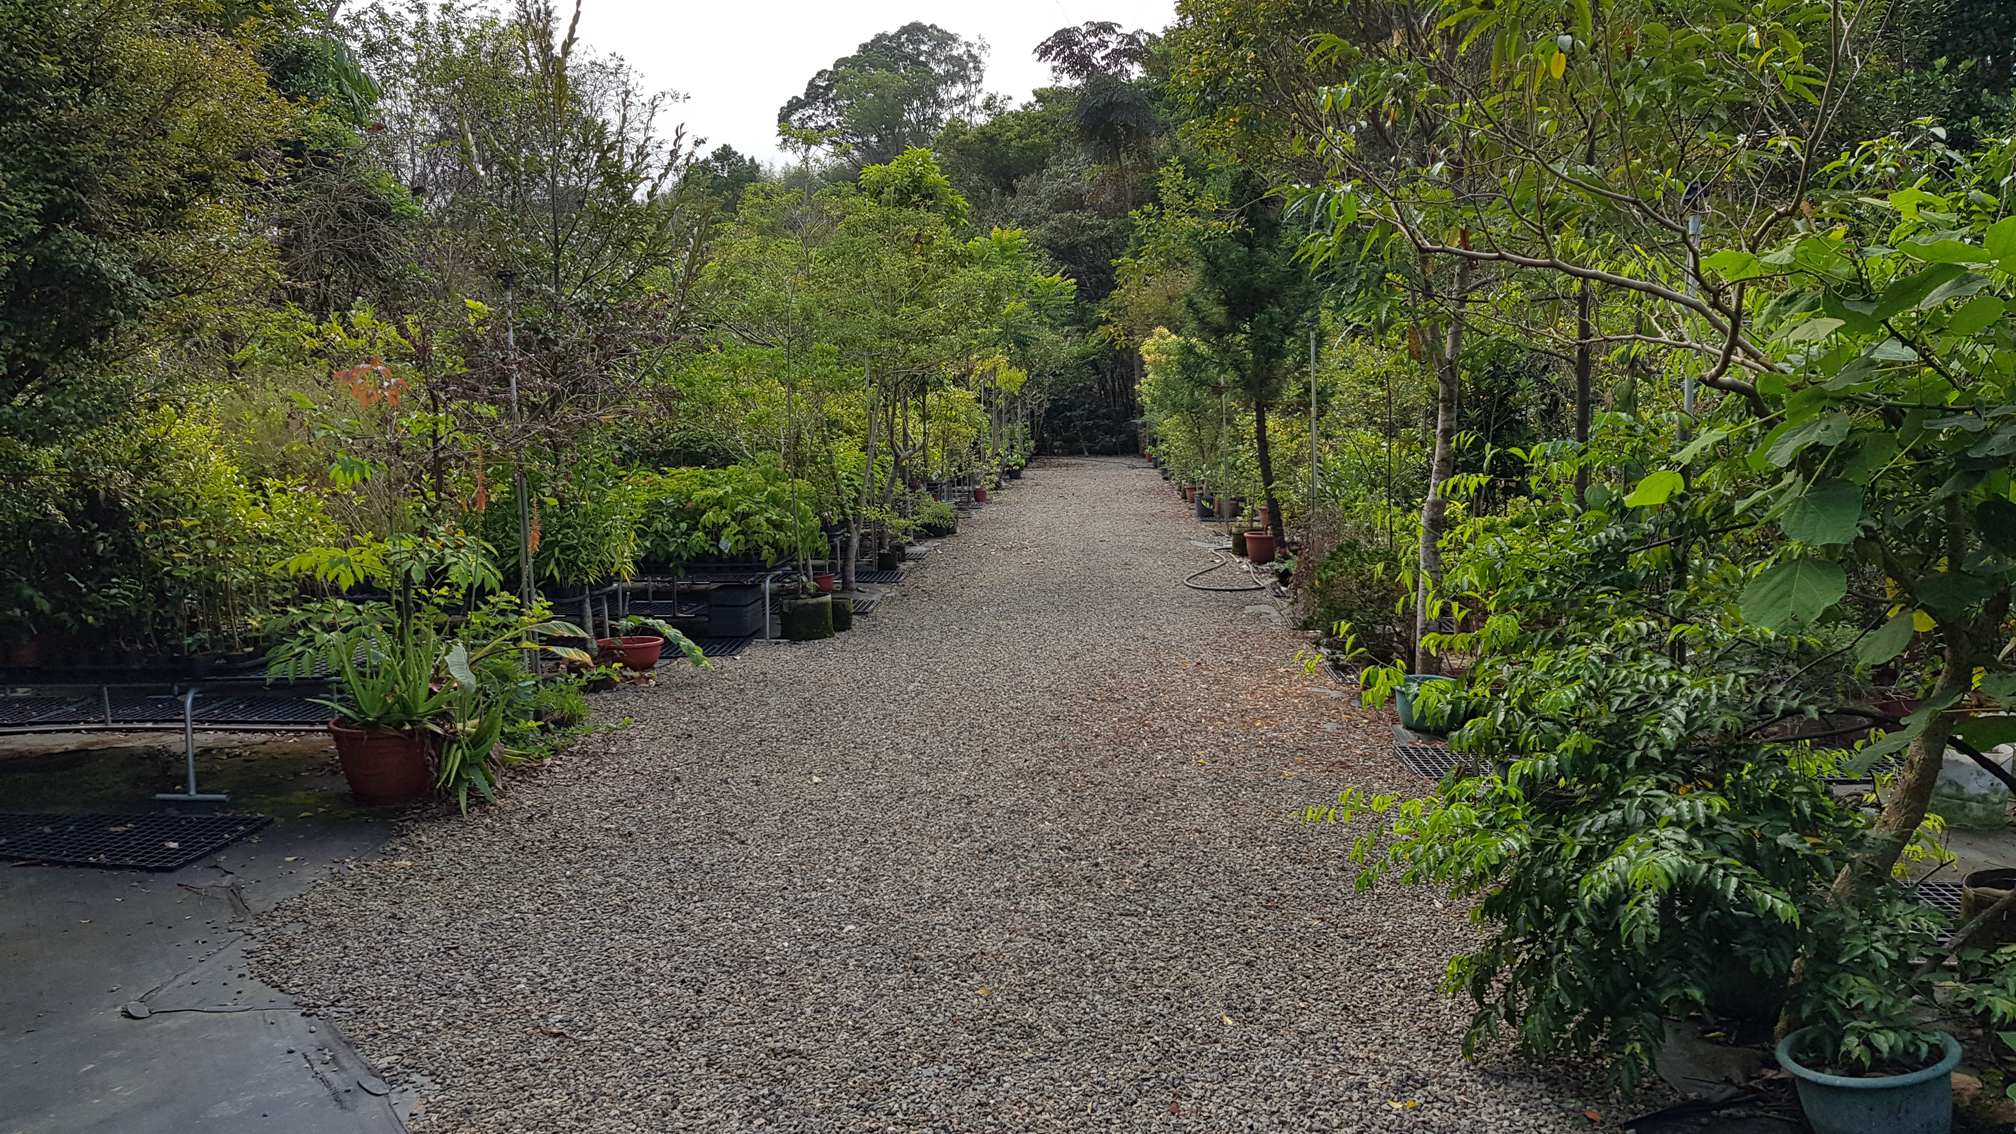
(599, 636, 663, 671)
(974, 487, 989, 503)
(1244, 530, 1277, 565)
(328, 721, 433, 804)
(1182, 485, 1199, 503)
(813, 572, 837, 593)
(1255, 506, 1272, 529)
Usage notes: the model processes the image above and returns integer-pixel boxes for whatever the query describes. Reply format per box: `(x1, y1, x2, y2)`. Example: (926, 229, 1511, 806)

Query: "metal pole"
(154, 687, 226, 802)
(1309, 327, 1319, 553)
(504, 272, 534, 607)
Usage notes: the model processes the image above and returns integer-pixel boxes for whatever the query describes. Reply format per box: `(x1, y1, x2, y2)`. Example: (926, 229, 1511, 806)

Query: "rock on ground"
(253, 457, 1602, 1132)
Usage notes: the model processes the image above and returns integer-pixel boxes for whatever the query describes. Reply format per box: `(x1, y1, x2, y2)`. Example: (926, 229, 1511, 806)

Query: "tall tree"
(778, 22, 987, 167)
(1181, 174, 1320, 547)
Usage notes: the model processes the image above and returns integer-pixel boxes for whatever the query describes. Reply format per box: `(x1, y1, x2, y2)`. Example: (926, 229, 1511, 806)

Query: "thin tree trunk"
(848, 375, 876, 591)
(1414, 253, 1472, 674)
(1573, 279, 1594, 508)
(1254, 398, 1285, 546)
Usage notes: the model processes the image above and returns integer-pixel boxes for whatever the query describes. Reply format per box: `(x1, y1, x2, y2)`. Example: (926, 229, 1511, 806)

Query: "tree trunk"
(1573, 279, 1594, 508)
(1415, 255, 1472, 674)
(1254, 398, 1285, 546)
(847, 375, 876, 592)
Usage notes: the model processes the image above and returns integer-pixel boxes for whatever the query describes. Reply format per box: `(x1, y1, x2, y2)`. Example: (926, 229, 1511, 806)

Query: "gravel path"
(255, 457, 1601, 1132)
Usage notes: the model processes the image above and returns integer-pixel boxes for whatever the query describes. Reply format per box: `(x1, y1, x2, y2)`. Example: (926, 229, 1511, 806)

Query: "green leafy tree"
(779, 22, 987, 168)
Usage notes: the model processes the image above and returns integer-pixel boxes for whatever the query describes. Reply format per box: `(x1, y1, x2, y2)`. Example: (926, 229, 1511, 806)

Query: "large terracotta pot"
(598, 635, 664, 671)
(328, 721, 433, 804)
(813, 572, 837, 593)
(1244, 530, 1277, 565)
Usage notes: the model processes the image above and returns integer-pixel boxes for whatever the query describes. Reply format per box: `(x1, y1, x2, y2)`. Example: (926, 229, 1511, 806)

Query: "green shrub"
(1303, 533, 1409, 663)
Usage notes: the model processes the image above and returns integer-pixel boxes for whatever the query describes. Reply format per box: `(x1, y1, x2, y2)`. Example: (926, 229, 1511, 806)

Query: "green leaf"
(1781, 480, 1862, 545)
(1702, 249, 1767, 282)
(1766, 414, 1851, 467)
(1624, 470, 1685, 507)
(1783, 316, 1844, 343)
(1986, 217, 2016, 266)
(1979, 499, 2016, 554)
(1947, 294, 2006, 335)
(1872, 263, 1967, 322)
(444, 642, 476, 691)
(1898, 238, 1991, 265)
(1856, 612, 1915, 667)
(1916, 572, 1993, 619)
(1740, 558, 1847, 629)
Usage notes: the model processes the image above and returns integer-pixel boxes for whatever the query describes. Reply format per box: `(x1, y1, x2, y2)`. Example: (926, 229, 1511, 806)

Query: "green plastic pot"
(1395, 674, 1457, 734)
(1777, 1027, 1959, 1134)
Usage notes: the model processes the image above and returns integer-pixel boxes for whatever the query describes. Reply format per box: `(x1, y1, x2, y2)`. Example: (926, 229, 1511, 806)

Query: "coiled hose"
(1183, 550, 1265, 592)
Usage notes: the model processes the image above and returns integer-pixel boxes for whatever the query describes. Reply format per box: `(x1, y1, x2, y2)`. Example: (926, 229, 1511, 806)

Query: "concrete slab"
(0, 737, 406, 1134)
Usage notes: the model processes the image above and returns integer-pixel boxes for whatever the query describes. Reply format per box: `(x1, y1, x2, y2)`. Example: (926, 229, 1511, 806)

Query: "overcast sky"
(571, 0, 1178, 167)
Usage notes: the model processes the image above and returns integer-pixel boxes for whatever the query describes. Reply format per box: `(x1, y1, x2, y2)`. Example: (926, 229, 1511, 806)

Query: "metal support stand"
(155, 688, 227, 803)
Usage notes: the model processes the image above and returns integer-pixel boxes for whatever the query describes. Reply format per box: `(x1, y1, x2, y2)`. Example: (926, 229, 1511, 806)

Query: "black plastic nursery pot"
(1230, 531, 1248, 557)
(1194, 495, 1213, 520)
(781, 596, 834, 641)
(830, 594, 854, 632)
(876, 549, 900, 572)
(705, 585, 765, 637)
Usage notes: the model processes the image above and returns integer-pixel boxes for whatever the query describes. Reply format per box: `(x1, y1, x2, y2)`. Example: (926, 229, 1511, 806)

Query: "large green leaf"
(1780, 480, 1862, 545)
(1855, 612, 1915, 667)
(1740, 558, 1847, 629)
(1624, 470, 1685, 507)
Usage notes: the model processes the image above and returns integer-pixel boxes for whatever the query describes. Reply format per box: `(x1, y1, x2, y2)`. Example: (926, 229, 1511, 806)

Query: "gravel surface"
(254, 457, 1603, 1132)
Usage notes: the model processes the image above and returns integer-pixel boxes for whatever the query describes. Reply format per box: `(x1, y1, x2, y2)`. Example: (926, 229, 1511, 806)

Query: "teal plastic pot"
(1395, 674, 1457, 734)
(1777, 1027, 1959, 1134)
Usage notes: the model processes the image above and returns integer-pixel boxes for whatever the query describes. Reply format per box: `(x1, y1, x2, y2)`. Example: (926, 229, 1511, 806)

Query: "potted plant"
(1775, 1029, 1962, 1134)
(1245, 529, 1278, 565)
(607, 615, 708, 671)
(318, 622, 448, 805)
(1393, 673, 1458, 734)
(781, 587, 834, 641)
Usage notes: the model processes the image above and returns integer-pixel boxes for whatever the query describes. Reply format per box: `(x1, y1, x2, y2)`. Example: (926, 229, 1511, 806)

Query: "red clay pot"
(975, 487, 989, 503)
(328, 721, 433, 804)
(1182, 485, 1199, 503)
(1244, 530, 1278, 565)
(599, 636, 664, 671)
(813, 572, 837, 594)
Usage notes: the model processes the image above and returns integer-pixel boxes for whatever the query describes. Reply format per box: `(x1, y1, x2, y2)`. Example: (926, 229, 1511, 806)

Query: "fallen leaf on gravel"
(1583, 1110, 1602, 1123)
(976, 986, 991, 996)
(1388, 1100, 1420, 1110)
(1220, 1013, 1235, 1026)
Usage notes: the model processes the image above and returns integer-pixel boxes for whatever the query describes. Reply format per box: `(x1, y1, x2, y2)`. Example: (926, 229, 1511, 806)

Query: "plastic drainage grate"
(680, 635, 753, 661)
(627, 600, 707, 620)
(1396, 742, 1467, 779)
(195, 696, 329, 726)
(0, 812, 271, 871)
(0, 696, 94, 726)
(851, 596, 881, 616)
(853, 570, 904, 585)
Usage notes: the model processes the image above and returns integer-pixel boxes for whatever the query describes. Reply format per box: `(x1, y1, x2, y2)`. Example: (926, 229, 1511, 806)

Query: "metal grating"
(851, 596, 881, 616)
(0, 812, 271, 871)
(1915, 881, 1965, 918)
(1396, 741, 1468, 780)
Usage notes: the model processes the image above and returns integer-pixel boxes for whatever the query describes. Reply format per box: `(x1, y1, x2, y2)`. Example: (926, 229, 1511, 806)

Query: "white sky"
(572, 0, 1178, 166)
